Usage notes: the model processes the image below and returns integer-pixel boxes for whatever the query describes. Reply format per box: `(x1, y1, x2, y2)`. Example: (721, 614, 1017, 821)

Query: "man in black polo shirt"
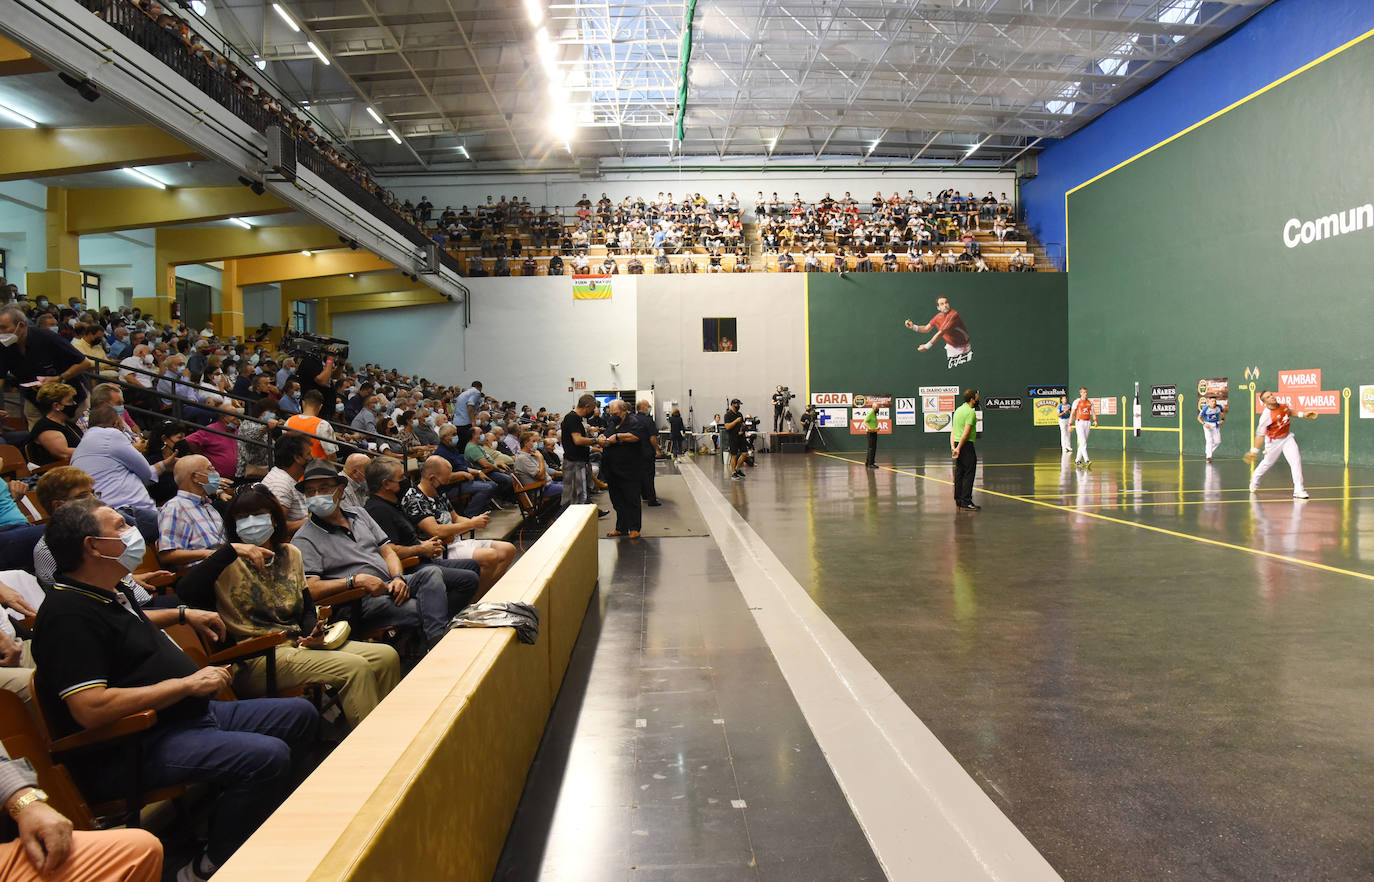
(723, 399, 748, 480)
(560, 394, 605, 516)
(598, 399, 649, 538)
(0, 306, 92, 427)
(32, 498, 318, 882)
(363, 457, 480, 612)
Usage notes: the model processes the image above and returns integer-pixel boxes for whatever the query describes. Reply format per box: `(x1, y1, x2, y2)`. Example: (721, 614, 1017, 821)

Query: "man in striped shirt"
(156, 456, 226, 570)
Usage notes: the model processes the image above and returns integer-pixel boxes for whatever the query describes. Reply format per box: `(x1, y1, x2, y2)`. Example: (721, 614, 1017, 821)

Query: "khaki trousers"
(232, 640, 400, 725)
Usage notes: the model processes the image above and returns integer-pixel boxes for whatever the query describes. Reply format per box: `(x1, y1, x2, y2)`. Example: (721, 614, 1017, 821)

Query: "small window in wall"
(81, 271, 100, 307)
(703, 317, 737, 352)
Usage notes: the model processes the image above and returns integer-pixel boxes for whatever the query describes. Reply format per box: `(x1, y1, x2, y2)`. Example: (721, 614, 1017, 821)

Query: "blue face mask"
(235, 513, 275, 545)
(201, 472, 221, 494)
(261, 411, 276, 421)
(93, 525, 146, 573)
(306, 493, 338, 518)
(113, 404, 126, 415)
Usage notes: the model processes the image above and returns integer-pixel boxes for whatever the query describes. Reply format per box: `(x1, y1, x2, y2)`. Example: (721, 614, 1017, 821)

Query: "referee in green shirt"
(863, 404, 880, 468)
(951, 389, 980, 510)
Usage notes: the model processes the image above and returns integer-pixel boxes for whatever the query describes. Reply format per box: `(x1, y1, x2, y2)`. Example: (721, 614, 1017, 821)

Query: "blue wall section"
(1021, 0, 1374, 258)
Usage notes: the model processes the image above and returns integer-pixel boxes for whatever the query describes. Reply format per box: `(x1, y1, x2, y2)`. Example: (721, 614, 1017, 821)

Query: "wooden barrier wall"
(214, 504, 600, 882)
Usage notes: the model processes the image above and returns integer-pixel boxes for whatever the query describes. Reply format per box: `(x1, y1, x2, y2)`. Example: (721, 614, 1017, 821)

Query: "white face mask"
(143, 353, 155, 365)
(0, 333, 16, 348)
(93, 525, 146, 573)
(306, 493, 338, 518)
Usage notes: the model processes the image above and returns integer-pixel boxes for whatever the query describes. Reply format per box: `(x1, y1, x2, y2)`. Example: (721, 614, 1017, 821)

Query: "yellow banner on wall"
(572, 274, 612, 299)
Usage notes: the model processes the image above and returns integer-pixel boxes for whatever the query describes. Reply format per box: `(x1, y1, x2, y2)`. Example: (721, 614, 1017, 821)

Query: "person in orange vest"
(284, 390, 338, 460)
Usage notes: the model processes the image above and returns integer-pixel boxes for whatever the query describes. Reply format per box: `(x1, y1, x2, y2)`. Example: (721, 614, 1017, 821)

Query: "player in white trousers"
(1198, 395, 1224, 462)
(1057, 395, 1072, 452)
(1245, 389, 1316, 498)
(1071, 387, 1097, 468)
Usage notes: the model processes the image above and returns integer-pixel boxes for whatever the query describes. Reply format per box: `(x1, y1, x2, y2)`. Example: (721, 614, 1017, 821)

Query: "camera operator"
(724, 398, 748, 480)
(295, 343, 341, 415)
(771, 386, 790, 433)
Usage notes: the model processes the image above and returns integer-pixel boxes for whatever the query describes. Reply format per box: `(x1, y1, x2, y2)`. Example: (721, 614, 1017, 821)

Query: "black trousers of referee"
(607, 466, 642, 533)
(641, 457, 657, 502)
(774, 405, 784, 432)
(865, 431, 879, 466)
(953, 442, 978, 505)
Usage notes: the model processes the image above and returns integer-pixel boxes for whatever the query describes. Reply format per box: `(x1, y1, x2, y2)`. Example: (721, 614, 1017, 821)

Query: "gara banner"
(920, 385, 958, 433)
(1150, 384, 1178, 418)
(811, 392, 852, 407)
(572, 274, 612, 299)
(1029, 384, 1067, 427)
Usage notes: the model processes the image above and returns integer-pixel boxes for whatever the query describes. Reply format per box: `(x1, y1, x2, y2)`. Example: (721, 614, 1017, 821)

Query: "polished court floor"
(497, 446, 1374, 881)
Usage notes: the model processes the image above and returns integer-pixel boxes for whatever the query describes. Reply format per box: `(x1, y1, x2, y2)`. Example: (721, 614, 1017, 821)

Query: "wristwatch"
(8, 788, 48, 819)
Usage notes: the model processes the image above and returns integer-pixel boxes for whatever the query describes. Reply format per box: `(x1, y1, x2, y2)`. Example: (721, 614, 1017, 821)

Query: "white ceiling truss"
(194, 0, 1272, 172)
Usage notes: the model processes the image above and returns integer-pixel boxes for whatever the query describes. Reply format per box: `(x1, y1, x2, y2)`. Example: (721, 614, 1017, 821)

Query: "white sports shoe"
(1293, 491, 1309, 499)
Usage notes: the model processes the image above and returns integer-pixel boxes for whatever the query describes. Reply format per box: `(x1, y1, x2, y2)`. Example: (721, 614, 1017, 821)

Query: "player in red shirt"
(1070, 386, 1098, 468)
(1245, 389, 1316, 498)
(904, 297, 972, 368)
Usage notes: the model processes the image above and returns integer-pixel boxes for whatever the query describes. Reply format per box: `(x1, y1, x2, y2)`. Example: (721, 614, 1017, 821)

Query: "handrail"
(69, 0, 448, 267)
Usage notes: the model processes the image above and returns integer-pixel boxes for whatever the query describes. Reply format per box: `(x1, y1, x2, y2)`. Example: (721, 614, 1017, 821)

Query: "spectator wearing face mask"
(236, 398, 279, 481)
(350, 395, 381, 434)
(156, 454, 228, 570)
(284, 390, 337, 460)
(0, 306, 92, 428)
(70, 405, 171, 545)
(279, 379, 302, 415)
(27, 382, 84, 467)
(186, 410, 242, 479)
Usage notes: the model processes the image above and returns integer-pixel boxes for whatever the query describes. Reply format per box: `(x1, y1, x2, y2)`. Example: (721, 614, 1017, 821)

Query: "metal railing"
(72, 0, 460, 273)
(83, 357, 417, 471)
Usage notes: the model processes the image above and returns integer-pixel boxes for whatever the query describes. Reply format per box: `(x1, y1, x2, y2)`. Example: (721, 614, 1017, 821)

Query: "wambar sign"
(1282, 202, 1373, 248)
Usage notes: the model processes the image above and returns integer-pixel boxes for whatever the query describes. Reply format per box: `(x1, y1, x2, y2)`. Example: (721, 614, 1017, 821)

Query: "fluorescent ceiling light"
(0, 102, 38, 128)
(122, 167, 167, 189)
(524, 0, 542, 26)
(366, 106, 383, 125)
(229, 217, 252, 229)
(387, 128, 402, 144)
(767, 137, 777, 152)
(307, 41, 330, 65)
(300, 250, 312, 257)
(271, 3, 299, 32)
(252, 53, 267, 71)
(457, 145, 470, 158)
(190, 0, 207, 16)
(963, 143, 980, 158)
(563, 140, 573, 154)
(535, 27, 550, 45)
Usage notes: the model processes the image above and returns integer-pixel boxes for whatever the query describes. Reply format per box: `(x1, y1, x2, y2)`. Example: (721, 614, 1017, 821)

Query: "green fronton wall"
(1066, 32, 1374, 465)
(806, 272, 1068, 451)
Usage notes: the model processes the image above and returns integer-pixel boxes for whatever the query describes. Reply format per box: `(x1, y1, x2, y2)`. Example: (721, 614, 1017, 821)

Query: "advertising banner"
(851, 395, 892, 434)
(1092, 397, 1119, 416)
(1271, 368, 1341, 414)
(894, 397, 917, 426)
(1196, 377, 1229, 412)
(811, 392, 852, 407)
(815, 407, 848, 427)
(1029, 385, 1067, 426)
(572, 274, 612, 299)
(1360, 386, 1374, 419)
(983, 396, 1022, 410)
(919, 385, 958, 433)
(1150, 384, 1178, 418)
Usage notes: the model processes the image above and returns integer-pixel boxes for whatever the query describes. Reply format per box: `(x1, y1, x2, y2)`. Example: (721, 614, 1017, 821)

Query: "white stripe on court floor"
(680, 461, 1062, 882)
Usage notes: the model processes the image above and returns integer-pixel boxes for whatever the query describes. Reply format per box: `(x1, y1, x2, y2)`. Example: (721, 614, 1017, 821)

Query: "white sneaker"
(1293, 491, 1309, 499)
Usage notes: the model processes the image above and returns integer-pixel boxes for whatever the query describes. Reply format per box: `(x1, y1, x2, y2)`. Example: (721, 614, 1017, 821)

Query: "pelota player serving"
(1245, 389, 1317, 498)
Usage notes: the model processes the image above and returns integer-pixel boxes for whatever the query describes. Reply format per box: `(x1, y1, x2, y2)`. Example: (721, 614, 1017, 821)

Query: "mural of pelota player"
(904, 296, 972, 368)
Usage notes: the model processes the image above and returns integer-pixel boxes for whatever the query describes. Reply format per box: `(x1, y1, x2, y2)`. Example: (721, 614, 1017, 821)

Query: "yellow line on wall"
(814, 451, 1374, 583)
(1063, 25, 1374, 268)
